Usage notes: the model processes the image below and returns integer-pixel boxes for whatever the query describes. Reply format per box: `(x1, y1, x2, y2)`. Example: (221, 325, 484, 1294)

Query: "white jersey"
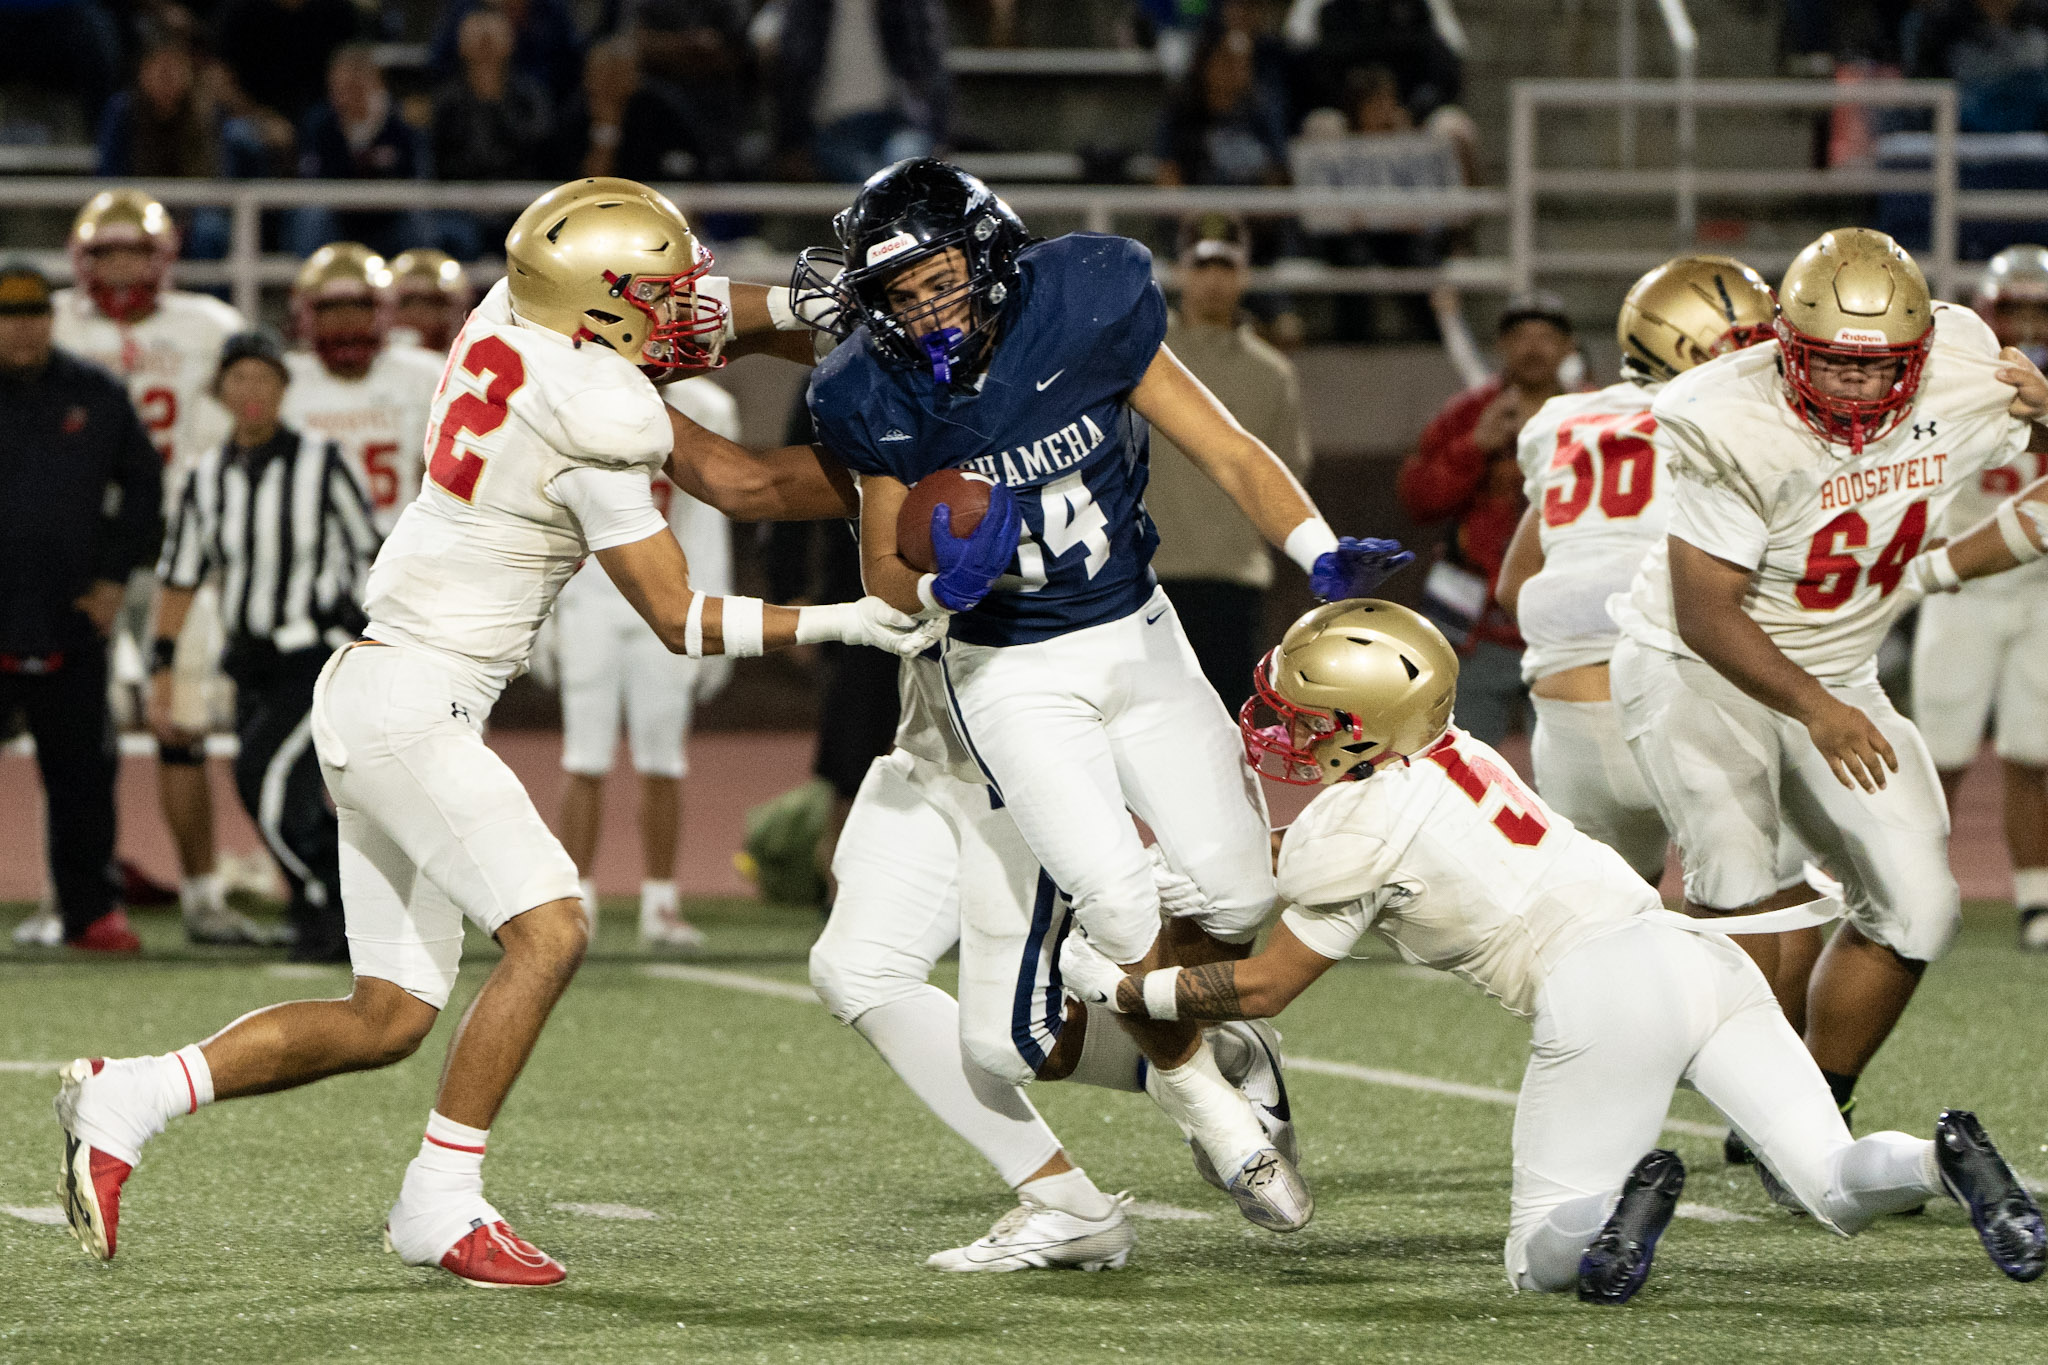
(1513, 379, 1662, 681)
(1938, 442, 2048, 597)
(51, 286, 243, 490)
(284, 343, 445, 536)
(556, 376, 737, 618)
(1276, 728, 1660, 1017)
(362, 278, 673, 690)
(1614, 303, 2031, 683)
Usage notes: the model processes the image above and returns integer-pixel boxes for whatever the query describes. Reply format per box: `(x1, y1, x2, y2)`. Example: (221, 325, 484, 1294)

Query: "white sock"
(388, 1111, 498, 1264)
(1514, 1192, 1614, 1292)
(578, 878, 599, 931)
(851, 986, 1062, 1188)
(180, 872, 224, 917)
(1148, 1043, 1268, 1177)
(2015, 867, 2048, 911)
(1065, 1006, 1146, 1093)
(72, 1046, 214, 1167)
(1819, 1132, 1942, 1233)
(640, 879, 678, 930)
(1019, 1165, 1115, 1221)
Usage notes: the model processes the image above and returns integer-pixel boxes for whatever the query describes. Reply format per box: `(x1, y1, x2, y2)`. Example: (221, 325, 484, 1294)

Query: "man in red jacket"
(1399, 292, 1579, 742)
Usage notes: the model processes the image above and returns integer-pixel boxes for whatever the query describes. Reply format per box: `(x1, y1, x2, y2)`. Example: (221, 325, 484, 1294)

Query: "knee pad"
(1857, 895, 1961, 966)
(960, 1019, 1039, 1089)
(157, 739, 205, 767)
(807, 933, 928, 1024)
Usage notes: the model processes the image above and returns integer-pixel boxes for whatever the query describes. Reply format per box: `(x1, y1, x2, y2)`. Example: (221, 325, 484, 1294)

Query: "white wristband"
(1997, 497, 2048, 564)
(1922, 545, 1962, 593)
(721, 596, 765, 657)
(696, 275, 737, 342)
(1142, 967, 1182, 1022)
(764, 285, 805, 331)
(684, 593, 707, 658)
(794, 601, 853, 645)
(1284, 517, 1339, 576)
(915, 574, 948, 615)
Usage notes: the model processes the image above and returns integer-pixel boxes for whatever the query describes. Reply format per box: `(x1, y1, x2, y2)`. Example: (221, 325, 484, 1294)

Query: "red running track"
(0, 732, 2023, 905)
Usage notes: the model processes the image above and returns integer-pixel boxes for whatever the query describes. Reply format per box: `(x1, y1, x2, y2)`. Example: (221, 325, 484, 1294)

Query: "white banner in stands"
(1288, 133, 1463, 235)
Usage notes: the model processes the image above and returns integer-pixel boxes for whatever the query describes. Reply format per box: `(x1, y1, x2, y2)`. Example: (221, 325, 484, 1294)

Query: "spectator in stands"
(1155, 26, 1290, 187)
(1291, 0, 1461, 127)
(211, 0, 360, 129)
(768, 0, 953, 183)
(0, 0, 122, 132)
(429, 0, 586, 105)
(634, 0, 756, 181)
(549, 37, 709, 183)
(431, 10, 552, 256)
(291, 44, 431, 259)
(0, 263, 162, 954)
(96, 29, 233, 258)
(1909, 0, 2048, 134)
(1397, 292, 1580, 744)
(1149, 215, 1312, 709)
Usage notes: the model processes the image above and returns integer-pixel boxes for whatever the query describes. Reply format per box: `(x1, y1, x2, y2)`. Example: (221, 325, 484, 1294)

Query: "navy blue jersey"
(809, 233, 1169, 647)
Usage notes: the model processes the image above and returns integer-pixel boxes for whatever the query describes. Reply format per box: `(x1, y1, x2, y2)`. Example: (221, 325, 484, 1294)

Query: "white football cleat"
(639, 907, 706, 952)
(183, 904, 289, 947)
(1193, 1020, 1297, 1190)
(12, 909, 62, 947)
(925, 1192, 1135, 1272)
(1225, 1148, 1314, 1233)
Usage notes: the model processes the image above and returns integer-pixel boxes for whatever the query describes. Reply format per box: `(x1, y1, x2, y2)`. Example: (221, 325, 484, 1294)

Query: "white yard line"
(2, 1204, 67, 1226)
(551, 1201, 660, 1221)
(1128, 1201, 1217, 1222)
(0, 1061, 63, 1074)
(1676, 1203, 1761, 1224)
(638, 965, 1731, 1143)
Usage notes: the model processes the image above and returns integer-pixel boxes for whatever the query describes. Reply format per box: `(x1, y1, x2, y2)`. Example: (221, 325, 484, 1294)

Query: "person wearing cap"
(150, 329, 380, 961)
(0, 263, 163, 953)
(1148, 214, 1313, 708)
(1398, 291, 1582, 743)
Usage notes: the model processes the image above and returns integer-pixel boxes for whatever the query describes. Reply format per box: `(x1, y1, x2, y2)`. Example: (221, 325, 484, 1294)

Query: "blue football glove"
(1310, 536, 1416, 602)
(928, 480, 1021, 612)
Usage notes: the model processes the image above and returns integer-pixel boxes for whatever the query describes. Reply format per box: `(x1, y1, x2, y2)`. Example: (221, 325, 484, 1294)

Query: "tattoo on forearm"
(1115, 976, 1143, 1015)
(1175, 963, 1245, 1021)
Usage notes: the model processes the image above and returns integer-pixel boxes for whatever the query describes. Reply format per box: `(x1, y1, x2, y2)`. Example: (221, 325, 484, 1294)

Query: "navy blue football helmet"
(791, 158, 1030, 385)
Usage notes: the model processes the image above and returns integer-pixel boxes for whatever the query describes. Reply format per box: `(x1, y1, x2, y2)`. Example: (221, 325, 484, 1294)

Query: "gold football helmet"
(386, 248, 471, 351)
(69, 190, 179, 323)
(504, 177, 725, 372)
(1240, 600, 1460, 786)
(1616, 254, 1777, 383)
(1776, 227, 1933, 453)
(293, 242, 390, 374)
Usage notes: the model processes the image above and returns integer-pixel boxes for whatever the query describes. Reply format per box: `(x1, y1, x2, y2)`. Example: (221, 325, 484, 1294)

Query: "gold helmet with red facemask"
(1241, 600, 1460, 786)
(385, 247, 471, 352)
(503, 177, 726, 377)
(292, 242, 392, 376)
(69, 190, 179, 325)
(1776, 228, 1933, 454)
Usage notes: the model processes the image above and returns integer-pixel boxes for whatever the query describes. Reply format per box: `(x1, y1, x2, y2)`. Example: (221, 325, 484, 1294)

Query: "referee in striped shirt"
(148, 330, 379, 962)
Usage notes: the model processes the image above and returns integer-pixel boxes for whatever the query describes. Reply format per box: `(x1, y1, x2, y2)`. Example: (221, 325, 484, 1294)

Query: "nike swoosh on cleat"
(1035, 369, 1065, 391)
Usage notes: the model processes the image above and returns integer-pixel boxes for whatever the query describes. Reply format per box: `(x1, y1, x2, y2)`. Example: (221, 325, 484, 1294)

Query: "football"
(896, 468, 996, 573)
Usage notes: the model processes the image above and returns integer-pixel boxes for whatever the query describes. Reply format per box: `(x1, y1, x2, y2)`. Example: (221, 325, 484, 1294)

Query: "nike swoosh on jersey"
(1035, 369, 1065, 391)
(1144, 604, 1167, 624)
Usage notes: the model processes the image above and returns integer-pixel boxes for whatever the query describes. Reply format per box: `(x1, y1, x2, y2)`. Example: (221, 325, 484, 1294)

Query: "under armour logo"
(451, 702, 470, 721)
(1913, 420, 1938, 440)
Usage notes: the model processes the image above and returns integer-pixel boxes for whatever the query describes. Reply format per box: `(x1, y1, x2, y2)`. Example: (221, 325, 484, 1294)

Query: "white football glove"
(1149, 844, 1211, 920)
(800, 596, 949, 657)
(1891, 546, 1961, 610)
(1058, 932, 1129, 1011)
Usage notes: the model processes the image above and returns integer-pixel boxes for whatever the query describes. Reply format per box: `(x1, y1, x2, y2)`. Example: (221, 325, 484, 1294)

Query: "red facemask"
(1776, 317, 1932, 455)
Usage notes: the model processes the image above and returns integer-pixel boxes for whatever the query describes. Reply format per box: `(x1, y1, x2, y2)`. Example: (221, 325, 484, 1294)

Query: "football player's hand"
(1148, 845, 1210, 920)
(1310, 536, 1415, 602)
(1892, 548, 1962, 609)
(1058, 932, 1130, 1011)
(848, 595, 951, 657)
(1804, 697, 1898, 793)
(927, 481, 1021, 613)
(1997, 346, 2048, 420)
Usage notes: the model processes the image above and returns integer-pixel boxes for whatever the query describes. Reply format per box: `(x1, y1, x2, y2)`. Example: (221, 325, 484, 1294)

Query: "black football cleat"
(1935, 1109, 2047, 1282)
(1577, 1150, 1685, 1306)
(1723, 1129, 1757, 1166)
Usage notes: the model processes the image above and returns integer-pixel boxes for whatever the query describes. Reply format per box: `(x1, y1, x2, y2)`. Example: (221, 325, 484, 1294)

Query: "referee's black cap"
(215, 328, 291, 386)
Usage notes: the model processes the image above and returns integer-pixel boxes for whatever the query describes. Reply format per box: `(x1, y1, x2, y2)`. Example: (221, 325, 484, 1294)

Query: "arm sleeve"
(1279, 901, 1371, 961)
(550, 464, 671, 552)
(1398, 395, 1488, 522)
(101, 394, 164, 583)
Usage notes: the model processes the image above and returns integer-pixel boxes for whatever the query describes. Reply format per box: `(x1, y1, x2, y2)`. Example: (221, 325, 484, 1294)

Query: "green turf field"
(4, 899, 2047, 1364)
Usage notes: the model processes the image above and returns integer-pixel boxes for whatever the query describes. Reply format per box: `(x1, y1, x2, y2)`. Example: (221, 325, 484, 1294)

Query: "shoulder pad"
(553, 382, 671, 468)
(1276, 781, 1400, 909)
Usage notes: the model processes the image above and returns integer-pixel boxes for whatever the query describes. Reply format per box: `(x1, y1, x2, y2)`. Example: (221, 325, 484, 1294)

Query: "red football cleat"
(436, 1219, 566, 1288)
(69, 911, 141, 955)
(55, 1059, 133, 1260)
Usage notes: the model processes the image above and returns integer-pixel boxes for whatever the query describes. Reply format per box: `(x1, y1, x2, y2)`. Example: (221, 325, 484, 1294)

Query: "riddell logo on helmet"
(1832, 328, 1890, 345)
(865, 232, 920, 267)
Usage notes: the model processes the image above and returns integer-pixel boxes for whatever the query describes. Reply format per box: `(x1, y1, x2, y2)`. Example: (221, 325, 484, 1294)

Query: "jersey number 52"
(428, 335, 527, 503)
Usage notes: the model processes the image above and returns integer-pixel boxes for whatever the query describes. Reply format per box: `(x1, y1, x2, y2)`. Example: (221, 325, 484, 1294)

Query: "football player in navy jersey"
(800, 159, 1411, 1229)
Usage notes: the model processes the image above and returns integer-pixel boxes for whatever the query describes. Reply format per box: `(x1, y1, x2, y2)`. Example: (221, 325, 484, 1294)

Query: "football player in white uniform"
(1062, 600, 2048, 1303)
(1498, 254, 1777, 885)
(1608, 228, 2048, 1129)
(43, 190, 266, 949)
(549, 375, 739, 948)
(283, 243, 446, 536)
(54, 179, 939, 1286)
(1910, 244, 2048, 949)
(385, 247, 471, 353)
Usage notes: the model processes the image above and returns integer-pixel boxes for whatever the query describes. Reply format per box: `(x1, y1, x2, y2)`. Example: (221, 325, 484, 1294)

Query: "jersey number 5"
(428, 335, 526, 503)
(1425, 743, 1549, 847)
(1543, 411, 1656, 527)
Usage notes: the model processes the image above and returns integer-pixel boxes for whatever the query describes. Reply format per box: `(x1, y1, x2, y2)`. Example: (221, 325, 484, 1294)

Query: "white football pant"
(555, 591, 707, 779)
(1910, 584, 2048, 770)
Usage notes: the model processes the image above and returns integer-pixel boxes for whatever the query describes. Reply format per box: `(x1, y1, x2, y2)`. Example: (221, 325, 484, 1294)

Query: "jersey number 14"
(428, 335, 527, 503)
